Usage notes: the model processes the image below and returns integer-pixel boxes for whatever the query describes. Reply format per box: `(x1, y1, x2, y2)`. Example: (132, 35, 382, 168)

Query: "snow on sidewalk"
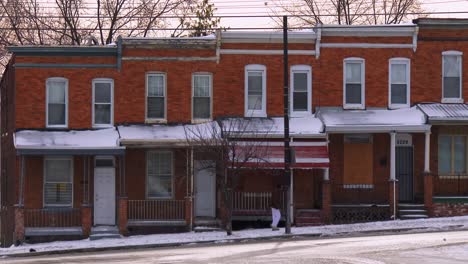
(2, 216, 468, 256)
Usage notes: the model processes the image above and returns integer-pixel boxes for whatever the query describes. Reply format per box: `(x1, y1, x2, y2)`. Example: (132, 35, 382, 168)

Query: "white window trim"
(290, 65, 312, 117)
(92, 78, 114, 128)
(343, 58, 365, 110)
(442, 50, 463, 103)
(146, 150, 174, 199)
(145, 72, 167, 123)
(388, 58, 411, 109)
(46, 77, 68, 128)
(245, 64, 267, 117)
(192, 72, 213, 123)
(43, 157, 74, 208)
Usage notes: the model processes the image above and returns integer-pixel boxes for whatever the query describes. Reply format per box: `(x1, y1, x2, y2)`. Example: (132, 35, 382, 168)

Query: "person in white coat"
(270, 185, 282, 231)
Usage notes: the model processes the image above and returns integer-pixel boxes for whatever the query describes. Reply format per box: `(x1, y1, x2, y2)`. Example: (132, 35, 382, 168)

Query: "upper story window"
(92, 78, 113, 127)
(291, 65, 312, 116)
(442, 51, 463, 103)
(389, 58, 410, 108)
(44, 157, 73, 207)
(245, 64, 266, 117)
(46, 78, 68, 128)
(343, 58, 365, 109)
(192, 73, 212, 121)
(147, 151, 173, 199)
(146, 73, 166, 121)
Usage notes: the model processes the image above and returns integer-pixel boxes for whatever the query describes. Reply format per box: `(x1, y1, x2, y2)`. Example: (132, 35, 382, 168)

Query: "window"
(291, 65, 312, 116)
(389, 58, 410, 108)
(147, 151, 173, 198)
(439, 135, 467, 175)
(46, 78, 68, 127)
(192, 73, 212, 120)
(245, 64, 266, 117)
(146, 73, 166, 120)
(92, 79, 113, 127)
(442, 51, 463, 103)
(44, 158, 73, 207)
(343, 134, 373, 186)
(343, 58, 365, 109)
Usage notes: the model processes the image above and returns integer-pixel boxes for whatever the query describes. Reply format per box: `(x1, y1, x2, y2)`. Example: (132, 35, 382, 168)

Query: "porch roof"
(318, 107, 430, 133)
(14, 128, 124, 155)
(417, 103, 468, 123)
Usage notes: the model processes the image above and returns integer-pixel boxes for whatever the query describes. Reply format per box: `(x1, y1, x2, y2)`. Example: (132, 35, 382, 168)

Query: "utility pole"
(283, 15, 291, 234)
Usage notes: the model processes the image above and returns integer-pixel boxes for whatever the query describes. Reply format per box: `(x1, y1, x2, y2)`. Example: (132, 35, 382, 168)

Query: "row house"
(1, 17, 468, 246)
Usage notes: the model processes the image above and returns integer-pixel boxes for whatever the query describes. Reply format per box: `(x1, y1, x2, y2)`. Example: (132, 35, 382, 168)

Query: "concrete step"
(400, 214, 429, 220)
(90, 226, 121, 240)
(399, 203, 425, 208)
(399, 209, 427, 214)
(89, 233, 121, 241)
(193, 226, 224, 232)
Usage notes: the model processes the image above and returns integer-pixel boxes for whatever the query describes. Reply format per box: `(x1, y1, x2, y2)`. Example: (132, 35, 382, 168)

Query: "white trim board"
(321, 43, 414, 49)
(220, 49, 316, 55)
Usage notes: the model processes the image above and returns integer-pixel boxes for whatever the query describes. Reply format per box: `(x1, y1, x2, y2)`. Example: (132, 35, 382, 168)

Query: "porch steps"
(295, 209, 323, 227)
(398, 204, 429, 220)
(90, 226, 121, 241)
(193, 217, 222, 232)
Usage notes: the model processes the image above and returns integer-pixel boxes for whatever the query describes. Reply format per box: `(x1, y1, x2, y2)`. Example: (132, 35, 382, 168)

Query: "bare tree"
(272, 0, 423, 27)
(184, 118, 277, 235)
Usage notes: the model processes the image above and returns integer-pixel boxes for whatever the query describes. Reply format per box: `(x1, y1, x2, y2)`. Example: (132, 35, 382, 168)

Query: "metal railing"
(232, 191, 286, 213)
(331, 183, 388, 204)
(24, 208, 81, 228)
(434, 174, 468, 196)
(128, 200, 185, 221)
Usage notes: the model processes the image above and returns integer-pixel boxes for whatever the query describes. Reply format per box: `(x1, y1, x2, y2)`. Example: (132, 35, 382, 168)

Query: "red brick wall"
(432, 203, 468, 217)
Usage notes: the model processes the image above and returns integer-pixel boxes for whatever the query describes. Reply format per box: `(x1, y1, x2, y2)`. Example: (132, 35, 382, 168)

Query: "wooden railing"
(232, 191, 286, 213)
(24, 208, 81, 228)
(128, 200, 185, 221)
(434, 174, 468, 196)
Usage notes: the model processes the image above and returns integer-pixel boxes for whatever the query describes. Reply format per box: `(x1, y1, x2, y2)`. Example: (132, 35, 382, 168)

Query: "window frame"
(442, 50, 463, 103)
(43, 157, 74, 208)
(343, 58, 365, 110)
(145, 72, 167, 123)
(244, 64, 267, 117)
(438, 134, 468, 176)
(46, 77, 68, 128)
(388, 58, 411, 109)
(92, 78, 114, 128)
(290, 65, 312, 116)
(146, 150, 174, 199)
(192, 72, 213, 122)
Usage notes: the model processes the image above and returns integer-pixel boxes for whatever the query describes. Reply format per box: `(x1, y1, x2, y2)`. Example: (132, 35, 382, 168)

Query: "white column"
(323, 168, 329, 181)
(390, 132, 396, 181)
(424, 131, 431, 172)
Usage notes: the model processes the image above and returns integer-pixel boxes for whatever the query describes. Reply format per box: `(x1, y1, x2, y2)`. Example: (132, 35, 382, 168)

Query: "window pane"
(391, 64, 407, 84)
(444, 77, 461, 98)
(346, 63, 361, 83)
(194, 97, 210, 119)
(346, 84, 362, 104)
(44, 183, 72, 205)
(248, 72, 263, 94)
(454, 136, 466, 174)
(147, 152, 173, 198)
(444, 56, 460, 77)
(94, 83, 111, 103)
(293, 72, 307, 92)
(248, 95, 262, 110)
(293, 92, 308, 111)
(95, 104, 111, 124)
(194, 75, 211, 97)
(44, 159, 72, 206)
(147, 97, 165, 118)
(48, 82, 66, 104)
(45, 160, 71, 182)
(148, 75, 165, 97)
(48, 104, 66, 125)
(439, 136, 452, 174)
(391, 84, 407, 104)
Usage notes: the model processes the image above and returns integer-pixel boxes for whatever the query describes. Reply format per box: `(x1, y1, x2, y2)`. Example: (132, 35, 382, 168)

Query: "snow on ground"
(2, 216, 468, 256)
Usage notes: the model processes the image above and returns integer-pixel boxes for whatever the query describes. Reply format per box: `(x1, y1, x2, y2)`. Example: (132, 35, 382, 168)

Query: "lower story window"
(147, 151, 173, 198)
(44, 158, 73, 207)
(439, 135, 467, 175)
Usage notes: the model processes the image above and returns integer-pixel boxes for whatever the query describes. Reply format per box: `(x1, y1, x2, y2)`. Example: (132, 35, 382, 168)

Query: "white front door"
(195, 160, 216, 217)
(94, 165, 116, 225)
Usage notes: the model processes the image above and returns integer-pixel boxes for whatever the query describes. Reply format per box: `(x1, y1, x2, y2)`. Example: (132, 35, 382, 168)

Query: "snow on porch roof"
(418, 103, 468, 123)
(318, 107, 430, 133)
(220, 116, 325, 138)
(14, 128, 124, 155)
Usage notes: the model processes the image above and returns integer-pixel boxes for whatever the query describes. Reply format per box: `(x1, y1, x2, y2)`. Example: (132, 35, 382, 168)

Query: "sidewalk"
(2, 216, 468, 257)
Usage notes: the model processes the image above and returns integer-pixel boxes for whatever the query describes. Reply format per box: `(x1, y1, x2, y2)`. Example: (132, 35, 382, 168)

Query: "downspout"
(315, 26, 322, 59)
(412, 27, 419, 53)
(117, 36, 123, 71)
(216, 29, 221, 64)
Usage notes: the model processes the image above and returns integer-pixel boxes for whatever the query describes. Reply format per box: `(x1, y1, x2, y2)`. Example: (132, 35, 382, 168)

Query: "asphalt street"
(3, 230, 468, 264)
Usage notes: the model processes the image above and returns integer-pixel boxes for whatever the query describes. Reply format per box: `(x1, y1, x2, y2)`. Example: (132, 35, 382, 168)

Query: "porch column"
(390, 132, 396, 181)
(118, 198, 128, 235)
(424, 131, 431, 172)
(321, 168, 331, 224)
(389, 132, 398, 219)
(81, 156, 92, 238)
(423, 131, 433, 216)
(14, 156, 25, 244)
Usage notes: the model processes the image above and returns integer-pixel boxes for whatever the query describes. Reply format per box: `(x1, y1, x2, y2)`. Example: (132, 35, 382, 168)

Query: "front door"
(94, 158, 116, 225)
(194, 160, 216, 217)
(396, 146, 414, 202)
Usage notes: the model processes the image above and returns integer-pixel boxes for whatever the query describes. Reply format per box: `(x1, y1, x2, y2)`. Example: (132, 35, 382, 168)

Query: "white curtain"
(148, 75, 165, 97)
(346, 63, 361, 83)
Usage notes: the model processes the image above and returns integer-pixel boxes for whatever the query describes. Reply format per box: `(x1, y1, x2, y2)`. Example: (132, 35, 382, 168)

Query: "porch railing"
(24, 208, 81, 228)
(128, 200, 185, 221)
(331, 184, 388, 204)
(434, 174, 468, 196)
(232, 191, 286, 214)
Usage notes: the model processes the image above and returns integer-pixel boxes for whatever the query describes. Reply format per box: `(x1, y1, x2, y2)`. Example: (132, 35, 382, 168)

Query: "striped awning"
(233, 141, 329, 169)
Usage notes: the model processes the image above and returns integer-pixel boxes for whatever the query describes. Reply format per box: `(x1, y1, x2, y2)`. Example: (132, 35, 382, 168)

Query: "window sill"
(388, 104, 410, 110)
(192, 119, 212, 124)
(46, 125, 68, 129)
(245, 111, 267, 118)
(291, 112, 313, 118)
(343, 105, 365, 110)
(145, 119, 167, 124)
(441, 98, 464, 104)
(93, 124, 114, 129)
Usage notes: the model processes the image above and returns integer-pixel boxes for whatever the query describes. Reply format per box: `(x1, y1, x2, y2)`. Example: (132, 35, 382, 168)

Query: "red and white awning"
(232, 141, 329, 169)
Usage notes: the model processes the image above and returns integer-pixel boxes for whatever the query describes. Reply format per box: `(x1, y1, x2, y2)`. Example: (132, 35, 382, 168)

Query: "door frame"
(194, 160, 216, 218)
(93, 156, 116, 226)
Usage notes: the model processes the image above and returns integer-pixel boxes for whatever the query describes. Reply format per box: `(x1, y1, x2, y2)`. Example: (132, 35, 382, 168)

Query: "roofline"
(319, 24, 417, 37)
(413, 18, 468, 28)
(325, 124, 431, 133)
(7, 46, 118, 56)
(221, 31, 316, 43)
